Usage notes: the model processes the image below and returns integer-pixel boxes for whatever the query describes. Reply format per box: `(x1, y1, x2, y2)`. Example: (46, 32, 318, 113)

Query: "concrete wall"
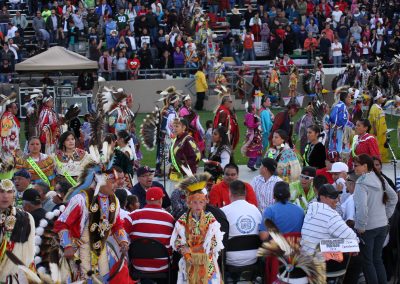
(98, 73, 338, 113)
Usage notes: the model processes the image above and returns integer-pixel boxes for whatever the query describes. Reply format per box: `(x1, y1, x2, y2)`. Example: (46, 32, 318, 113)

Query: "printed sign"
(254, 42, 269, 57)
(320, 239, 359, 253)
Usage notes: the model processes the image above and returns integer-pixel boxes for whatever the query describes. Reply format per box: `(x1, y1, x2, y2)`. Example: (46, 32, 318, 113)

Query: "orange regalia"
(16, 153, 56, 185)
(170, 173, 224, 284)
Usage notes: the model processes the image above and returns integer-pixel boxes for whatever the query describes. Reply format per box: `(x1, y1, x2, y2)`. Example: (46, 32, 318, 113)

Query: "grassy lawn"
(135, 109, 400, 167)
(19, 109, 399, 167)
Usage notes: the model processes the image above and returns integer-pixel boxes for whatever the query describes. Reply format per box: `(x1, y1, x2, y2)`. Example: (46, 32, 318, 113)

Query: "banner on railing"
(254, 42, 269, 57)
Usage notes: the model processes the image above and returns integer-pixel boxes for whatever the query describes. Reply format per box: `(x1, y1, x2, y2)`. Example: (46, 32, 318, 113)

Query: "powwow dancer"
(38, 92, 60, 155)
(242, 103, 263, 171)
(213, 86, 240, 150)
(54, 91, 129, 282)
(171, 172, 224, 284)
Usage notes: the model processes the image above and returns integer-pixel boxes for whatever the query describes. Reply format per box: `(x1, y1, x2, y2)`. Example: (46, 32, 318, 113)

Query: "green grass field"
(19, 109, 399, 167)
(134, 109, 400, 167)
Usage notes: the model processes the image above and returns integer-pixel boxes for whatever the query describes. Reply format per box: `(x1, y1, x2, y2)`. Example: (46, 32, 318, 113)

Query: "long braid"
(373, 167, 388, 204)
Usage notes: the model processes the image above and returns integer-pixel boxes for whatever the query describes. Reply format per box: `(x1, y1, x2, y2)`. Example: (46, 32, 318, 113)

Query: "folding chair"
(128, 237, 172, 284)
(224, 234, 263, 283)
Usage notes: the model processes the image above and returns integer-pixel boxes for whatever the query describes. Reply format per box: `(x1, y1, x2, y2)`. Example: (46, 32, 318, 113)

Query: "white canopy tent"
(15, 46, 98, 72)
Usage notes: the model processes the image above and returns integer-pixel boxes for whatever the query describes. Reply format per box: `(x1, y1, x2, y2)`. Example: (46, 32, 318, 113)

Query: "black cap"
(22, 189, 41, 203)
(13, 169, 32, 180)
(261, 158, 277, 173)
(318, 184, 340, 199)
(137, 166, 155, 177)
(301, 166, 316, 178)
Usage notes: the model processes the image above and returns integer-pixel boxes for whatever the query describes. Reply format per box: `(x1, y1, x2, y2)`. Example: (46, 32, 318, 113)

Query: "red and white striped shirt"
(124, 204, 175, 272)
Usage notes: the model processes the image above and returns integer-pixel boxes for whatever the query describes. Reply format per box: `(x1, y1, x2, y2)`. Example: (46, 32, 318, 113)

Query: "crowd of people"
(0, 61, 399, 284)
(0, 0, 398, 80)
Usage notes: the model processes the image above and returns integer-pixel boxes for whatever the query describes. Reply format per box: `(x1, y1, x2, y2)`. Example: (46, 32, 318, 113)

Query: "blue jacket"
(95, 4, 112, 17)
(329, 101, 352, 128)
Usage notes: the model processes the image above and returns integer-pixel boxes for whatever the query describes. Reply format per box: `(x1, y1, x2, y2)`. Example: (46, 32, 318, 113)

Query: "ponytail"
(373, 167, 388, 204)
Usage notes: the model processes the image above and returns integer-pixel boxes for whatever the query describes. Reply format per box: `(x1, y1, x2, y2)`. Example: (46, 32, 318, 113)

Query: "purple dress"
(242, 113, 263, 159)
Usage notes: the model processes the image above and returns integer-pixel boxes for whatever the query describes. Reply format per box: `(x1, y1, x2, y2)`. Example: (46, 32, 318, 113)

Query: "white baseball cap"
(328, 162, 349, 173)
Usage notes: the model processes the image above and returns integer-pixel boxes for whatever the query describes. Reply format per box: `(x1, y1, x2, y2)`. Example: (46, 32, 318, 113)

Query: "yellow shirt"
(195, 70, 208, 93)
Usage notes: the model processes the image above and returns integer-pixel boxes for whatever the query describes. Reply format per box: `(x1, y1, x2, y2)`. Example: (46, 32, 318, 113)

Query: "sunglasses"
(300, 174, 314, 180)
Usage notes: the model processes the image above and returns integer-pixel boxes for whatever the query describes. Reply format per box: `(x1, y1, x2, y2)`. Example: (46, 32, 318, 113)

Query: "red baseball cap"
(146, 187, 165, 201)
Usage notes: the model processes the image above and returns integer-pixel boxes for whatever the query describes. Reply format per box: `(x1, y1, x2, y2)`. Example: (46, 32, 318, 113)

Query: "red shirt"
(124, 204, 175, 272)
(316, 167, 334, 184)
(348, 133, 381, 169)
(209, 180, 258, 208)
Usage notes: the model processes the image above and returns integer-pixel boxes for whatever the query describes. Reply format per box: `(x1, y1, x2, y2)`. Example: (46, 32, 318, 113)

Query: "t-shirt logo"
(236, 215, 256, 234)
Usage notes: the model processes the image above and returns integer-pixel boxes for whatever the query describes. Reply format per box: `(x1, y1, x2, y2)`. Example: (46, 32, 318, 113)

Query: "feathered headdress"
(157, 86, 182, 105)
(99, 86, 129, 114)
(65, 87, 115, 201)
(333, 85, 350, 104)
(0, 92, 17, 118)
(179, 172, 211, 195)
(257, 220, 326, 284)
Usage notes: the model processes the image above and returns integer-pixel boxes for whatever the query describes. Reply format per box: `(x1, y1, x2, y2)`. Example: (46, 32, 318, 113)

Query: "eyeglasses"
(300, 174, 314, 180)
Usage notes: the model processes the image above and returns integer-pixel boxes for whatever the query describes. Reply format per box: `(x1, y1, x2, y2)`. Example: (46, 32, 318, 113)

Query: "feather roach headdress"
(257, 220, 326, 284)
(179, 171, 211, 195)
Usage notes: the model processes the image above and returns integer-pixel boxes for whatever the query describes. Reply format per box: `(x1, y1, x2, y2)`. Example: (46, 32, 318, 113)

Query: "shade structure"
(15, 46, 98, 72)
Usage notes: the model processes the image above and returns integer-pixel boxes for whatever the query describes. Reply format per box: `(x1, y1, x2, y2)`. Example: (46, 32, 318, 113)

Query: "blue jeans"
(223, 44, 232, 57)
(333, 55, 342, 67)
(233, 52, 242, 65)
(359, 226, 388, 284)
(243, 48, 255, 61)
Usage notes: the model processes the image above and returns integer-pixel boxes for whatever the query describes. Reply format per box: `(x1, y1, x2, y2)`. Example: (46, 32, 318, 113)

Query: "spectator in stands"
(173, 46, 184, 68)
(131, 166, 171, 209)
(222, 28, 233, 57)
(88, 38, 102, 61)
(350, 21, 362, 42)
(331, 37, 343, 67)
(251, 157, 282, 213)
(283, 26, 296, 55)
(359, 35, 372, 60)
(33, 181, 56, 212)
(297, 0, 307, 24)
(124, 187, 175, 276)
(0, 6, 10, 36)
(11, 11, 28, 35)
(6, 23, 17, 40)
(22, 188, 46, 227)
(99, 49, 113, 80)
(33, 11, 46, 43)
(229, 8, 242, 35)
(66, 21, 79, 52)
(371, 34, 386, 60)
(46, 8, 62, 44)
(242, 30, 255, 61)
(159, 50, 173, 69)
(137, 42, 152, 69)
(222, 180, 262, 277)
(96, 0, 112, 17)
(319, 31, 331, 64)
(301, 184, 357, 256)
(305, 18, 319, 38)
(77, 72, 94, 92)
(336, 16, 349, 46)
(259, 181, 304, 240)
(249, 12, 262, 42)
(209, 163, 258, 208)
(1, 43, 15, 70)
(304, 32, 318, 64)
(114, 50, 128, 80)
(8, 39, 19, 63)
(331, 4, 343, 28)
(86, 7, 99, 28)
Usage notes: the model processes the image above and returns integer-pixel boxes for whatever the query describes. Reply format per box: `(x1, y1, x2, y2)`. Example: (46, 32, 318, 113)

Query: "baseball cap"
(137, 166, 155, 177)
(328, 162, 349, 173)
(13, 169, 32, 180)
(318, 184, 340, 199)
(22, 189, 41, 203)
(146, 187, 165, 201)
(301, 166, 316, 178)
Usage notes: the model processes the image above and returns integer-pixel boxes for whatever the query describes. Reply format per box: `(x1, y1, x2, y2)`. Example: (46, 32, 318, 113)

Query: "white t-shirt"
(221, 199, 262, 266)
(341, 194, 355, 221)
(331, 42, 342, 57)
